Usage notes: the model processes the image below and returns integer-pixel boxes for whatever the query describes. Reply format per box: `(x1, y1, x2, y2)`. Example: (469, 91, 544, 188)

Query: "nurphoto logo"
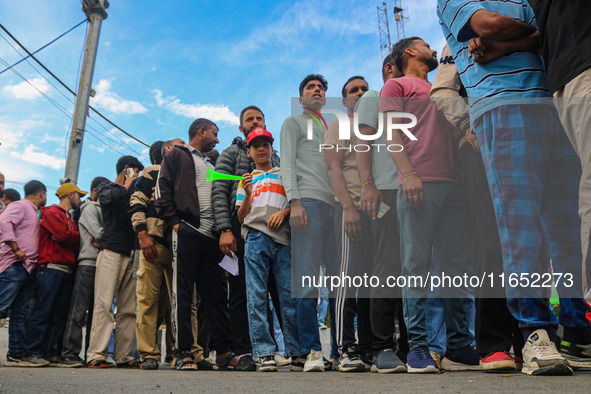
(305, 108, 418, 152)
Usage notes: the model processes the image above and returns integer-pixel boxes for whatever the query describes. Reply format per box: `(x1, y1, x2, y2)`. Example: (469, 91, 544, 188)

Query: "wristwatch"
(11, 247, 20, 254)
(220, 229, 232, 234)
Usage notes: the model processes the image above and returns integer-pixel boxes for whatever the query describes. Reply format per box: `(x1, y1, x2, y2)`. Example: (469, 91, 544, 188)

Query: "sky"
(0, 0, 445, 205)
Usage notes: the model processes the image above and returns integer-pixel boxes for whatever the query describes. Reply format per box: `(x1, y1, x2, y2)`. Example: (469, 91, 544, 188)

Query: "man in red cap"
(19, 182, 86, 367)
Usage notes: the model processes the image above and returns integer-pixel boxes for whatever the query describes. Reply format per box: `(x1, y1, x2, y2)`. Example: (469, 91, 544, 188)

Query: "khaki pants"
(554, 67, 591, 293)
(87, 249, 136, 364)
(136, 243, 203, 361)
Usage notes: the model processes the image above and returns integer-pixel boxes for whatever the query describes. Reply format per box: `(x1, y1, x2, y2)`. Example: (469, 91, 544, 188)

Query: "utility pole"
(377, 2, 392, 62)
(64, 0, 109, 183)
(393, 1, 407, 42)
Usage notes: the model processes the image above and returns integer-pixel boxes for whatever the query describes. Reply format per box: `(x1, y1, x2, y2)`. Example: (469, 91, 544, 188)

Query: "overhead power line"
(0, 55, 141, 159)
(0, 19, 87, 75)
(0, 31, 145, 157)
(0, 22, 149, 148)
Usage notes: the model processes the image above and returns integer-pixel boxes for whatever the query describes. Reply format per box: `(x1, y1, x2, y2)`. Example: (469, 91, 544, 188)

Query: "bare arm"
(469, 9, 535, 41)
(325, 143, 362, 241)
(325, 120, 362, 241)
(469, 30, 540, 62)
(385, 113, 425, 209)
(355, 124, 382, 220)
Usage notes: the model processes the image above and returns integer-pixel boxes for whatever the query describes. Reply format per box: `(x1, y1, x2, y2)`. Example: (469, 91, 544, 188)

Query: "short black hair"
(115, 156, 144, 175)
(391, 36, 421, 73)
(3, 188, 20, 202)
(299, 74, 328, 97)
(188, 118, 217, 141)
(239, 106, 265, 126)
(24, 180, 46, 197)
(90, 176, 110, 192)
(149, 141, 164, 165)
(341, 76, 367, 97)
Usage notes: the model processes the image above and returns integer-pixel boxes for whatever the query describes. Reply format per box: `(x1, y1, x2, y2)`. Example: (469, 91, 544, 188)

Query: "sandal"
(175, 352, 197, 371)
(88, 358, 109, 369)
(117, 359, 141, 369)
(216, 351, 238, 370)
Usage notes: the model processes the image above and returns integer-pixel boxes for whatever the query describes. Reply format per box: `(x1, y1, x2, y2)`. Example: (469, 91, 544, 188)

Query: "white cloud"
(10, 144, 66, 170)
(0, 122, 25, 150)
(0, 156, 42, 181)
(40, 133, 64, 144)
(222, 0, 375, 61)
(90, 79, 148, 115)
(2, 77, 51, 99)
(88, 144, 106, 153)
(152, 89, 239, 125)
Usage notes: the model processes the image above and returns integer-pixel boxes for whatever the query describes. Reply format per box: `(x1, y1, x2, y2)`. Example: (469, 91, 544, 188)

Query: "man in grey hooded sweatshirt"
(58, 176, 109, 367)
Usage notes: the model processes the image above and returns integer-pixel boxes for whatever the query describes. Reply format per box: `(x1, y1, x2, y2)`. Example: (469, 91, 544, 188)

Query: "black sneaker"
(371, 349, 407, 373)
(141, 358, 159, 370)
(18, 355, 49, 367)
(57, 356, 84, 368)
(289, 354, 306, 372)
(360, 351, 374, 371)
(5, 353, 22, 367)
(258, 355, 277, 372)
(197, 358, 218, 371)
(323, 357, 333, 371)
(441, 346, 481, 371)
(560, 340, 591, 369)
(46, 355, 61, 367)
(338, 347, 366, 372)
(234, 354, 256, 371)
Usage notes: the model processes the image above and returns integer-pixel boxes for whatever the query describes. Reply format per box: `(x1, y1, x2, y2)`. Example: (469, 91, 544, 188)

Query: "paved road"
(1, 326, 590, 392)
(2, 364, 590, 393)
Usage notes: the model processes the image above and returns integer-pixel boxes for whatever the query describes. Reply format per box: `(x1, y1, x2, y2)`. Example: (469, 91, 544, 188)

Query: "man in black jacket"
(87, 156, 144, 369)
(155, 118, 235, 371)
(211, 105, 280, 371)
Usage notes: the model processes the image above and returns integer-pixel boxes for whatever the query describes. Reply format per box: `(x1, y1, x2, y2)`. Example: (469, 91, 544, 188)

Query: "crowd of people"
(0, 0, 590, 377)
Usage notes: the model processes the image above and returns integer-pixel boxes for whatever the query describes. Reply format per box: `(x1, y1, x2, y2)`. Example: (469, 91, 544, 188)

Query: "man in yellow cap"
(18, 182, 86, 367)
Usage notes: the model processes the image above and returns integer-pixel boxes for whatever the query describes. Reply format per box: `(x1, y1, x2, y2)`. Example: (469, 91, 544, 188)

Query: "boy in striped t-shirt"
(235, 127, 301, 371)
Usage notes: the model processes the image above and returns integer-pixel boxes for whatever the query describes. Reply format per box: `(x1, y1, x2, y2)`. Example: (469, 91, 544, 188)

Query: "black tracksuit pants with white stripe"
(333, 206, 373, 354)
(171, 221, 232, 354)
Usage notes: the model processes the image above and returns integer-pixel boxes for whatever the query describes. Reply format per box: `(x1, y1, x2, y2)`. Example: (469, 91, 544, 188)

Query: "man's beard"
(243, 126, 256, 138)
(423, 53, 438, 72)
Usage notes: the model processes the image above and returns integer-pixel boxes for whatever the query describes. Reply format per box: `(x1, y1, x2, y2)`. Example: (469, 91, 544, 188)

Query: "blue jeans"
(427, 297, 476, 355)
(398, 183, 473, 351)
(292, 198, 336, 354)
(23, 266, 74, 357)
(245, 230, 300, 357)
(317, 266, 328, 326)
(0, 264, 34, 356)
(269, 299, 285, 355)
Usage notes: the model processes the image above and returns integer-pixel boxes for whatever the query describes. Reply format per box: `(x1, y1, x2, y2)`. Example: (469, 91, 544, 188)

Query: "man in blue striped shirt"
(438, 0, 590, 376)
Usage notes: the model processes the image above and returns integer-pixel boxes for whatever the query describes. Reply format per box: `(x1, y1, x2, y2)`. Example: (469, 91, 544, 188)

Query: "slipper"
(216, 351, 238, 370)
(88, 358, 109, 369)
(176, 353, 197, 371)
(117, 359, 141, 369)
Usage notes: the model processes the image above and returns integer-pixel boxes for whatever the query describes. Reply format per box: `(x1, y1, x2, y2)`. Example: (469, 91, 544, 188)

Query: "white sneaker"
(275, 353, 292, 366)
(522, 329, 573, 375)
(258, 355, 277, 372)
(303, 350, 324, 372)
